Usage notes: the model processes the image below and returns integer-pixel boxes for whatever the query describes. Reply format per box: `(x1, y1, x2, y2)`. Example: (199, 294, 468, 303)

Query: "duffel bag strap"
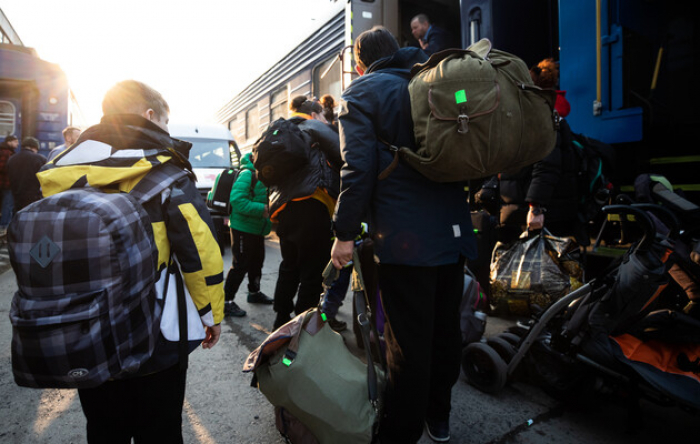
(377, 138, 400, 180)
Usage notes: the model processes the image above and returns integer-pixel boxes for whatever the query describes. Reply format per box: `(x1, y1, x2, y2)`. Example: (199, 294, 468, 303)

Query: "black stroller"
(462, 202, 700, 414)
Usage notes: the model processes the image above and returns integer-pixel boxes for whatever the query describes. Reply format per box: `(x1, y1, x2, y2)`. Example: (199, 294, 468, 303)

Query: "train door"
(344, 0, 558, 79)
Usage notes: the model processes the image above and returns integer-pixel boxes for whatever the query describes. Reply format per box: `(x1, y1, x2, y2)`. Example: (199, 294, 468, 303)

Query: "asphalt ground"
(1, 233, 699, 443)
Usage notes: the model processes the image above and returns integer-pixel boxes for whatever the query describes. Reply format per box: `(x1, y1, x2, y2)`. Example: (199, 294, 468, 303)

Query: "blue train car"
(459, 0, 696, 196)
(0, 43, 81, 157)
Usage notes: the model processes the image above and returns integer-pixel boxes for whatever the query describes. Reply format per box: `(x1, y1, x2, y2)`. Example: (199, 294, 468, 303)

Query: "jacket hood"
(366, 47, 428, 75)
(38, 114, 194, 197)
(240, 152, 255, 171)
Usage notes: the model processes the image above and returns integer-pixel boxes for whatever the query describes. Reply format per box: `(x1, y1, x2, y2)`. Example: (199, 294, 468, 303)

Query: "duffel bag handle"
(466, 38, 492, 59)
(409, 38, 493, 77)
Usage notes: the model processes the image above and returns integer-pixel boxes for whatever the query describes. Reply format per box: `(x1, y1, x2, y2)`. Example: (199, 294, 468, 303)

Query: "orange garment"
(612, 333, 700, 383)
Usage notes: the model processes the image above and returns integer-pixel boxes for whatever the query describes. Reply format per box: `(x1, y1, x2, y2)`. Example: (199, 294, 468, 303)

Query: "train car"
(0, 42, 84, 158)
(218, 0, 696, 199)
(216, 9, 345, 154)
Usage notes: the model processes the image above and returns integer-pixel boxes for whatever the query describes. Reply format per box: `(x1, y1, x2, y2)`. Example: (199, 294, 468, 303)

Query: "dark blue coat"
(422, 25, 456, 56)
(334, 47, 476, 266)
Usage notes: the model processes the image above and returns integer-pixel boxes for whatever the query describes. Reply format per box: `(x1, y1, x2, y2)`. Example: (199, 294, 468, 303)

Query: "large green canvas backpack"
(395, 39, 558, 182)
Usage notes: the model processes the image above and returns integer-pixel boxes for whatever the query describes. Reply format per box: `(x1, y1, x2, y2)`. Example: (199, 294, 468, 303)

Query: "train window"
(313, 56, 341, 104)
(245, 106, 259, 141)
(270, 86, 288, 121)
(0, 101, 16, 137)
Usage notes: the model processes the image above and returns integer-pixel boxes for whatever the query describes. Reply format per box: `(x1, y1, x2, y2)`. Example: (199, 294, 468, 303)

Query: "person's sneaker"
(425, 418, 450, 443)
(224, 301, 246, 317)
(328, 318, 347, 332)
(247, 291, 273, 304)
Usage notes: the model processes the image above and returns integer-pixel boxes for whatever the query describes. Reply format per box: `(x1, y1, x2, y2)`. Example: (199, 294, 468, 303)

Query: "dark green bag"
(395, 39, 558, 182)
(243, 251, 385, 444)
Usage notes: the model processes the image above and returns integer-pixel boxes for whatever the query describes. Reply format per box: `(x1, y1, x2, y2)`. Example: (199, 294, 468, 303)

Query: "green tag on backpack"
(455, 90, 467, 104)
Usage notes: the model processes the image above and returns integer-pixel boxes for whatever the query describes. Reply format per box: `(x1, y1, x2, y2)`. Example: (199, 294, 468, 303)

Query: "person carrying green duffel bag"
(380, 38, 559, 183)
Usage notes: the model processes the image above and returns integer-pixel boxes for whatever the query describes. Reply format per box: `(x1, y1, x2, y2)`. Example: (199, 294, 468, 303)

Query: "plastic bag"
(489, 230, 583, 315)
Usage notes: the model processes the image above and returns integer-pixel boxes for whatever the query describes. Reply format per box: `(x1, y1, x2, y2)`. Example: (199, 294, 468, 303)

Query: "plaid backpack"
(8, 168, 183, 389)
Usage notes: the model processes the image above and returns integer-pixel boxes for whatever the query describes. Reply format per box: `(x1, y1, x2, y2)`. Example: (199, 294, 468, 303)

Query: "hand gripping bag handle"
(321, 249, 386, 408)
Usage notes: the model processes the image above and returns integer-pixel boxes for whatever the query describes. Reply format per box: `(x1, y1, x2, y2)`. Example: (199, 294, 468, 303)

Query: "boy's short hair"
(4, 135, 18, 143)
(22, 137, 40, 149)
(62, 126, 80, 138)
(353, 26, 400, 72)
(102, 80, 170, 119)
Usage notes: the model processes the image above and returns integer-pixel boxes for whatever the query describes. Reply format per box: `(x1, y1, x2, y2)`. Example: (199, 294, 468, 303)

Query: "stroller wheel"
(487, 336, 517, 363)
(462, 342, 508, 394)
(497, 332, 521, 346)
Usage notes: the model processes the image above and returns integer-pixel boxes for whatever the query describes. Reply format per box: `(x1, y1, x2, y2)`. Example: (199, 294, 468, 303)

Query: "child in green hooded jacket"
(224, 153, 273, 317)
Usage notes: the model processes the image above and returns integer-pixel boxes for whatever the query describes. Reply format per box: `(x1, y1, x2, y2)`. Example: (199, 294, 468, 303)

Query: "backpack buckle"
(457, 113, 470, 134)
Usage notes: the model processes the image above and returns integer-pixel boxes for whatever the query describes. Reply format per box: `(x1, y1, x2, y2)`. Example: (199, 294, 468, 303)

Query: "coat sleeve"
(230, 169, 266, 218)
(334, 92, 378, 241)
(526, 139, 562, 207)
(166, 176, 225, 325)
(307, 119, 343, 171)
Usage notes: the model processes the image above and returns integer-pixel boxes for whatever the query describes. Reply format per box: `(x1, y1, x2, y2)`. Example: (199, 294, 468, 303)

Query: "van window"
(187, 138, 235, 168)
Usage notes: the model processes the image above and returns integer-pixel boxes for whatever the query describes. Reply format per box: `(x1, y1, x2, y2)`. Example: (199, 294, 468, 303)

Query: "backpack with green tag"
(382, 39, 559, 182)
(206, 168, 240, 214)
(252, 118, 311, 187)
(206, 167, 258, 215)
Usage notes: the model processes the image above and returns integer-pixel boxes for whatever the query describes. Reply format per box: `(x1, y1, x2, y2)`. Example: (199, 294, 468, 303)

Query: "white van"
(168, 123, 241, 252)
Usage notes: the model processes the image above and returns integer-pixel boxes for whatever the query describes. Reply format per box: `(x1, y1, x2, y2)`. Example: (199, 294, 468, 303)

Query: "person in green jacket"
(224, 152, 273, 317)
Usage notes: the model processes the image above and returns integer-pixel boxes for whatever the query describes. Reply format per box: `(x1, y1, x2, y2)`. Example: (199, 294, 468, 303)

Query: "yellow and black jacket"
(38, 114, 225, 334)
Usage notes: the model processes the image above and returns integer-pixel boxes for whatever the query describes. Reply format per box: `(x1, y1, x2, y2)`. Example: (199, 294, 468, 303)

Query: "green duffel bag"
(391, 38, 558, 182)
(243, 252, 385, 444)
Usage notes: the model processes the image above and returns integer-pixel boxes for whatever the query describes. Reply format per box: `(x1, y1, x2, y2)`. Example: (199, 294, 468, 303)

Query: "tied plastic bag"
(489, 230, 583, 315)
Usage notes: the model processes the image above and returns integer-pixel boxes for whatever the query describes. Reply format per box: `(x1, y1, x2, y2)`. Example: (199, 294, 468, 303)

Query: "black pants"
(77, 364, 187, 444)
(377, 258, 465, 444)
(273, 199, 332, 318)
(224, 228, 265, 301)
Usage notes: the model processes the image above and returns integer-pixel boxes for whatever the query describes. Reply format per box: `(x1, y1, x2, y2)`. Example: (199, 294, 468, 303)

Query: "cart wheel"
(462, 342, 508, 394)
(497, 332, 522, 346)
(487, 336, 517, 364)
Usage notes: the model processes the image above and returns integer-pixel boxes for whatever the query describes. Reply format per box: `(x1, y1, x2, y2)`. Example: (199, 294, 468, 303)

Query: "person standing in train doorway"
(410, 13, 455, 56)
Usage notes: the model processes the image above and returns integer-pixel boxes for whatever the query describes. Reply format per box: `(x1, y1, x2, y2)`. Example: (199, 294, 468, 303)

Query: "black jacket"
(268, 116, 341, 220)
(499, 119, 579, 228)
(422, 25, 456, 56)
(8, 148, 47, 210)
(335, 47, 476, 266)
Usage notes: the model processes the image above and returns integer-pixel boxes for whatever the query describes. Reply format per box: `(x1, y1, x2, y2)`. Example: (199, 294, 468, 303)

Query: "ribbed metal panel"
(216, 11, 344, 125)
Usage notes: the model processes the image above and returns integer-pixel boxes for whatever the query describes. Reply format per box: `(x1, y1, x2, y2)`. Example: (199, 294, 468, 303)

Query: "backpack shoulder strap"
(377, 137, 401, 181)
(129, 162, 189, 204)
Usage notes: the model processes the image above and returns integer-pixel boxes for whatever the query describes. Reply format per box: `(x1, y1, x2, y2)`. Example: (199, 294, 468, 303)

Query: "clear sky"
(1, 0, 344, 126)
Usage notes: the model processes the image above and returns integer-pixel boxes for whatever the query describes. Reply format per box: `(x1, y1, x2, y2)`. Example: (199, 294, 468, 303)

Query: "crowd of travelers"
(5, 11, 664, 444)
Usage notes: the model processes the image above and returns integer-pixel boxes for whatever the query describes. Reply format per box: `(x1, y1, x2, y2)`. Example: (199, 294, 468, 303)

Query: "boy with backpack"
(12, 80, 224, 443)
